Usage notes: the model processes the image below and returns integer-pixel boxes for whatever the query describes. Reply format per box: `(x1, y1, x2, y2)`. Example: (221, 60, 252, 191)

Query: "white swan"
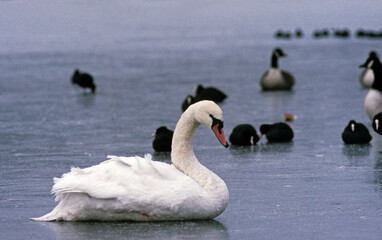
(32, 101, 229, 221)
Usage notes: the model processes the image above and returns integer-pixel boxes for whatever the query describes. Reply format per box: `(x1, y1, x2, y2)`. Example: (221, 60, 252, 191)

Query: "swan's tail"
(31, 209, 60, 221)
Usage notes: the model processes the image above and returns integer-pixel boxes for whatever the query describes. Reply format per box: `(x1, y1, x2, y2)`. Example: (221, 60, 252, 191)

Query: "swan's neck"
(171, 110, 205, 178)
(171, 111, 229, 215)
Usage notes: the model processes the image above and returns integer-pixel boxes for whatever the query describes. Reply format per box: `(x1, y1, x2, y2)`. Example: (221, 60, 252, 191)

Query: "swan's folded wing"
(51, 155, 198, 203)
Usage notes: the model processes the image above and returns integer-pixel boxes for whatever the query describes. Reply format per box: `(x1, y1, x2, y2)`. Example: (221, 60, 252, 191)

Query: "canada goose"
(359, 51, 378, 88)
(260, 48, 295, 91)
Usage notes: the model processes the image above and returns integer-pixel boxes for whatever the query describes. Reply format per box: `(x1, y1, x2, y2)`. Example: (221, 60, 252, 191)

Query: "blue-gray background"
(1, 0, 381, 239)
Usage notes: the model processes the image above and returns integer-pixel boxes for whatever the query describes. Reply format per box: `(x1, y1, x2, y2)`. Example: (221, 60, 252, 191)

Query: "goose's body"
(260, 122, 294, 142)
(359, 69, 374, 88)
(359, 52, 378, 88)
(229, 124, 259, 146)
(32, 101, 229, 221)
(260, 48, 295, 91)
(342, 120, 372, 144)
(365, 89, 382, 119)
(361, 53, 382, 120)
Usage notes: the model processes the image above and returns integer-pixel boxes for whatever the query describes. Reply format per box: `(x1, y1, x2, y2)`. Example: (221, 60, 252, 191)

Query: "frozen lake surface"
(1, 0, 382, 239)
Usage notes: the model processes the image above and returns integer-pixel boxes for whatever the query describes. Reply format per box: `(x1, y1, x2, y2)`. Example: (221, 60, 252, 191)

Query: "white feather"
(32, 101, 229, 221)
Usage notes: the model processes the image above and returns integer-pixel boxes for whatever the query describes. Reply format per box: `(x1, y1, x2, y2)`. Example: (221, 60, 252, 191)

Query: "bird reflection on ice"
(37, 220, 228, 240)
(341, 144, 371, 161)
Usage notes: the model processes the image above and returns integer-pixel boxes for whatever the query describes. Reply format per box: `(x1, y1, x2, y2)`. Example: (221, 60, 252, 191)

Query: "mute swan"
(360, 53, 382, 120)
(32, 101, 229, 221)
(229, 124, 259, 146)
(152, 126, 173, 152)
(71, 69, 96, 93)
(341, 120, 372, 144)
(259, 122, 294, 142)
(260, 48, 295, 91)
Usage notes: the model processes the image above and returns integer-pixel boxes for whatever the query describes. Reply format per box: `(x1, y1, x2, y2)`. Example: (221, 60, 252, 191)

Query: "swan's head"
(190, 100, 229, 148)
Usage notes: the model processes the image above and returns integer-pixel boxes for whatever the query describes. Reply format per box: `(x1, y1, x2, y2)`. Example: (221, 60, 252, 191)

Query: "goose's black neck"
(271, 54, 279, 68)
(371, 57, 382, 92)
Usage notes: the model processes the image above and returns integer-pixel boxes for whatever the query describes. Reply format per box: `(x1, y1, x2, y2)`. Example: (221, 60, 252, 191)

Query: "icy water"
(1, 0, 382, 239)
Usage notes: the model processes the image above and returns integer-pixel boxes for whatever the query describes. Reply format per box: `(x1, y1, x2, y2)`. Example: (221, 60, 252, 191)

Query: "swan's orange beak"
(212, 124, 229, 148)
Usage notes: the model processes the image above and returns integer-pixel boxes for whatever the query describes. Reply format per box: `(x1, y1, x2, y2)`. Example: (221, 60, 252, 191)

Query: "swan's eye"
(209, 114, 224, 131)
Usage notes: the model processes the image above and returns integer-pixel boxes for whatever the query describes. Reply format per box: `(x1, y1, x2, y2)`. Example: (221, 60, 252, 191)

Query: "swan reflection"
(38, 220, 228, 240)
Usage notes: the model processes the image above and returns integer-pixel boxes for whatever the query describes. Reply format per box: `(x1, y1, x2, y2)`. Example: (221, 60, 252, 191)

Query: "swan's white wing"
(33, 101, 230, 221)
(52, 154, 202, 206)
